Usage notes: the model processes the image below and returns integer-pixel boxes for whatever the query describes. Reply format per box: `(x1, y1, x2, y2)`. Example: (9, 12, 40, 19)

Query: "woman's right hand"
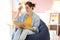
(18, 2, 22, 12)
(18, 6, 22, 12)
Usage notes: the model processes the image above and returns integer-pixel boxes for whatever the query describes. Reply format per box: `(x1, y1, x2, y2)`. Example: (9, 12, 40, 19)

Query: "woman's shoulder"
(33, 12, 40, 18)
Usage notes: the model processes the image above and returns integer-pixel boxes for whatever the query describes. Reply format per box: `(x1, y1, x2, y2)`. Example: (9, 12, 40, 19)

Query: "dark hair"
(25, 1, 35, 10)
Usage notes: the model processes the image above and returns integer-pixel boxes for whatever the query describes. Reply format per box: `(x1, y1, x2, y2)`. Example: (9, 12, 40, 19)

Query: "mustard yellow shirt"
(25, 17, 32, 27)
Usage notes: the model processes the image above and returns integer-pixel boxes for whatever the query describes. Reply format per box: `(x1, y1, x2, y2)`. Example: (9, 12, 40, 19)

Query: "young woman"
(12, 1, 40, 40)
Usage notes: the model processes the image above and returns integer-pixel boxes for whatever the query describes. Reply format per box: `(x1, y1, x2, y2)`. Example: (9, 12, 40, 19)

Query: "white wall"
(36, 12, 50, 25)
(0, 0, 12, 40)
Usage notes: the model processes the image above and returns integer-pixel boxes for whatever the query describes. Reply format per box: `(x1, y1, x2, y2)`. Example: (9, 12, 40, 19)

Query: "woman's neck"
(27, 12, 32, 17)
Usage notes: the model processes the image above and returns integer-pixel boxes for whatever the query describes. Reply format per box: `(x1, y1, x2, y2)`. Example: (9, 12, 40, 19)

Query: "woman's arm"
(13, 21, 25, 28)
(24, 27, 34, 31)
(15, 6, 22, 19)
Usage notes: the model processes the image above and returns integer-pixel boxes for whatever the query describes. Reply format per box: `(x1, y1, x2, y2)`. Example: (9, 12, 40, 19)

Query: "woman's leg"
(19, 29, 35, 40)
(13, 28, 23, 40)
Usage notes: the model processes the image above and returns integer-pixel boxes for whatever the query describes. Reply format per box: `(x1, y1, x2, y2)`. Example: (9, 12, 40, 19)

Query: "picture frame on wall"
(49, 13, 58, 25)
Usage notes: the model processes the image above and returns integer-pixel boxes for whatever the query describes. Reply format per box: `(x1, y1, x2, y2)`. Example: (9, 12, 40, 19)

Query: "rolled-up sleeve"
(13, 13, 25, 22)
(13, 16, 22, 22)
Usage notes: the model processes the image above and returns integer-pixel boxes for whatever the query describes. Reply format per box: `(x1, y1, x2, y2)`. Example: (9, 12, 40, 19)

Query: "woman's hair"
(25, 1, 35, 10)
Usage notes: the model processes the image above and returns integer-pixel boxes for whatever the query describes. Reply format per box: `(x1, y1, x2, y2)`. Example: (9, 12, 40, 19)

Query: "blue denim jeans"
(13, 28, 34, 40)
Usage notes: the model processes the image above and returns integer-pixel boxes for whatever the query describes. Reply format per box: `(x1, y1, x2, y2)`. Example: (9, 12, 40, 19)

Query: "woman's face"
(25, 4, 32, 13)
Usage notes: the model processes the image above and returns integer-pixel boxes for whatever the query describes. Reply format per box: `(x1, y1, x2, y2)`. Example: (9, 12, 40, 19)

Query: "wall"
(12, 0, 53, 13)
(0, 0, 12, 40)
(29, 0, 53, 13)
(36, 12, 50, 25)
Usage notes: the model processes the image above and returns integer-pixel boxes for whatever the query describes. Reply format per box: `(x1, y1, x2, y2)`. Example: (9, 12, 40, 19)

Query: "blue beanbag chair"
(25, 19, 50, 40)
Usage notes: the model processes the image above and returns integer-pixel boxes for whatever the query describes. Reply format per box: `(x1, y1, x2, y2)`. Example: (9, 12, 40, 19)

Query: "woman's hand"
(23, 26, 34, 31)
(13, 21, 24, 28)
(14, 3, 22, 19)
(18, 6, 22, 12)
(18, 2, 22, 12)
